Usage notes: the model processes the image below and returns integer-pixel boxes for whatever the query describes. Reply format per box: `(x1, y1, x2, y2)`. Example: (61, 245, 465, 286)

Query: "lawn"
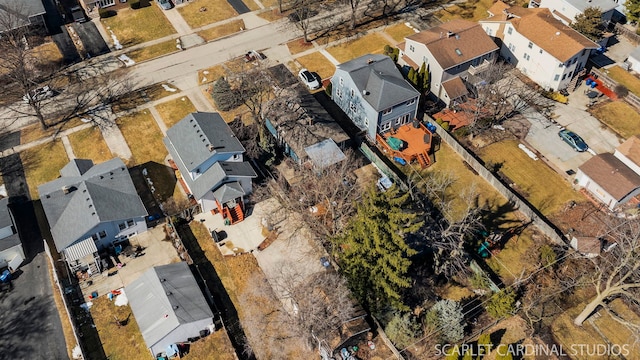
(476, 140, 584, 216)
(20, 118, 83, 144)
(21, 141, 69, 199)
(198, 64, 226, 85)
(90, 297, 152, 360)
(296, 52, 336, 80)
(155, 96, 197, 128)
(486, 228, 539, 285)
(257, 9, 285, 22)
(590, 101, 640, 139)
(435, 0, 495, 22)
(178, 0, 237, 29)
(67, 126, 113, 164)
(197, 20, 245, 42)
(605, 65, 640, 97)
(116, 110, 167, 164)
(182, 330, 237, 360)
(287, 38, 315, 55)
(101, 6, 176, 47)
(327, 32, 389, 63)
(384, 22, 416, 44)
(126, 40, 178, 63)
(32, 41, 64, 64)
(112, 83, 180, 113)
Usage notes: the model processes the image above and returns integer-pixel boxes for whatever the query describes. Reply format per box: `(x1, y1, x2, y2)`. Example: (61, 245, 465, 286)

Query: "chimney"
(447, 31, 454, 38)
(363, 89, 370, 95)
(62, 185, 77, 195)
(367, 58, 374, 64)
(207, 144, 214, 152)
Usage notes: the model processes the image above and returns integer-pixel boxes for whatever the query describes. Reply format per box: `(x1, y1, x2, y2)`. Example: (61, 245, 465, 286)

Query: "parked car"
(558, 129, 588, 152)
(23, 86, 54, 103)
(298, 69, 320, 90)
(70, 6, 87, 23)
(157, 0, 172, 10)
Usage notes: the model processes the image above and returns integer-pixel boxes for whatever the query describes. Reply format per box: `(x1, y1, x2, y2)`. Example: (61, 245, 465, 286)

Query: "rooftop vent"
(455, 48, 463, 56)
(363, 90, 370, 95)
(367, 58, 374, 64)
(555, 31, 561, 36)
(62, 186, 77, 195)
(208, 144, 215, 152)
(447, 31, 454, 38)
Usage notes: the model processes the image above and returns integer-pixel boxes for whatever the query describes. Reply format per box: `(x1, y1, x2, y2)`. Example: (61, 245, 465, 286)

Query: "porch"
(376, 121, 435, 168)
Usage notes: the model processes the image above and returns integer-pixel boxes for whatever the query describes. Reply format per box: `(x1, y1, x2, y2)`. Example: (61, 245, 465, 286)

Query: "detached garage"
(575, 153, 640, 210)
(126, 261, 214, 357)
(0, 198, 25, 272)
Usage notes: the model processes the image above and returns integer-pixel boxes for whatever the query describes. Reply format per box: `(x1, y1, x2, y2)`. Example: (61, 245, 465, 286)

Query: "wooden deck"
(377, 122, 434, 168)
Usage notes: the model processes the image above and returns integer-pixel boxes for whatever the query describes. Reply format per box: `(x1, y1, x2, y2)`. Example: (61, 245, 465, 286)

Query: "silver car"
(157, 0, 172, 10)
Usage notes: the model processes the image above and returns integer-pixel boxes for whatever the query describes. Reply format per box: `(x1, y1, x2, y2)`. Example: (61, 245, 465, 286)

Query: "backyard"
(67, 127, 113, 164)
(383, 22, 416, 44)
(21, 141, 69, 199)
(435, 0, 501, 22)
(101, 6, 176, 47)
(605, 65, 640, 97)
(178, 0, 237, 29)
(590, 101, 640, 139)
(155, 96, 197, 128)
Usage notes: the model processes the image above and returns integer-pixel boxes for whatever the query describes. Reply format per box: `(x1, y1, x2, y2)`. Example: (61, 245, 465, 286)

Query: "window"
(336, 88, 343, 99)
(118, 222, 126, 231)
(528, 41, 533, 49)
(383, 122, 392, 131)
(91, 234, 99, 241)
(382, 108, 392, 115)
(568, 71, 573, 78)
(350, 88, 355, 97)
(554, 74, 560, 81)
(539, 49, 543, 54)
(406, 98, 416, 106)
(581, 49, 586, 56)
(507, 27, 513, 35)
(127, 219, 135, 227)
(508, 43, 515, 52)
(349, 102, 357, 113)
(572, 58, 577, 65)
(577, 62, 583, 70)
(559, 62, 564, 68)
(339, 77, 344, 86)
(364, 118, 369, 127)
(524, 53, 530, 61)
(409, 44, 415, 52)
(395, 117, 402, 125)
(562, 74, 566, 80)
(99, 231, 107, 239)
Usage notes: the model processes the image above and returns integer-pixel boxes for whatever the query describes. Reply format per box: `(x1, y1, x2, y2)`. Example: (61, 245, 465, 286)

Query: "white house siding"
(576, 170, 618, 209)
(0, 244, 25, 270)
(538, 0, 616, 24)
(80, 217, 148, 251)
(628, 53, 640, 72)
(614, 150, 640, 175)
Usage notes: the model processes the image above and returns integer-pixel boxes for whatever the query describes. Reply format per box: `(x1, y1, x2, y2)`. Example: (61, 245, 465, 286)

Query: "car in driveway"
(157, 0, 172, 10)
(559, 129, 588, 152)
(298, 69, 320, 90)
(23, 86, 54, 103)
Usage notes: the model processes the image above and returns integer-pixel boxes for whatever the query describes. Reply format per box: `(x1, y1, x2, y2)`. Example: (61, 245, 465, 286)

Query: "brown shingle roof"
(616, 135, 640, 166)
(572, 236, 601, 255)
(441, 77, 469, 100)
(482, 2, 598, 62)
(579, 153, 640, 200)
(405, 19, 498, 70)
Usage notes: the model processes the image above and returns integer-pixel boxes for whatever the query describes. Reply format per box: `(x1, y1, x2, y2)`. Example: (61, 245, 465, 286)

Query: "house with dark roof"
(480, 1, 598, 91)
(38, 158, 148, 273)
(126, 261, 214, 357)
(575, 153, 640, 210)
(164, 112, 257, 222)
(330, 54, 420, 141)
(398, 19, 499, 106)
(0, 198, 25, 272)
(263, 84, 350, 169)
(0, 0, 47, 33)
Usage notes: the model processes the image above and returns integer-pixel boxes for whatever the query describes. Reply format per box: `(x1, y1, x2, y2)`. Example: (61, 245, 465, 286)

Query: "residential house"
(398, 19, 499, 106)
(575, 153, 640, 210)
(0, 198, 25, 272)
(330, 54, 420, 141)
(126, 261, 214, 357)
(529, 0, 618, 26)
(80, 0, 116, 15)
(0, 0, 47, 34)
(264, 84, 350, 169)
(164, 112, 257, 222)
(614, 135, 640, 175)
(480, 1, 599, 91)
(38, 158, 148, 273)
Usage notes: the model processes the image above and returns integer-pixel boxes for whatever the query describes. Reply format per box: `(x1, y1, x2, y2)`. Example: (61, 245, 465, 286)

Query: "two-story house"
(164, 112, 257, 222)
(480, 1, 598, 91)
(529, 0, 617, 26)
(0, 198, 25, 272)
(398, 19, 499, 106)
(39, 158, 148, 273)
(0, 0, 47, 34)
(331, 54, 420, 141)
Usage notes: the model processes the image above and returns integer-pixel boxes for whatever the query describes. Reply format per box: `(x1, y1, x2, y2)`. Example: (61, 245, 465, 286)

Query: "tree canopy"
(626, 0, 640, 23)
(571, 7, 604, 42)
(332, 185, 422, 311)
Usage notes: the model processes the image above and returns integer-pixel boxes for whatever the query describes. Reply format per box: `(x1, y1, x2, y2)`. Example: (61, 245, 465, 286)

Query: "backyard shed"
(126, 261, 214, 356)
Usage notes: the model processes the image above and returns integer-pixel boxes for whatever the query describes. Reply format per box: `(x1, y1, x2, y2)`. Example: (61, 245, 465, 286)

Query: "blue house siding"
(264, 117, 300, 162)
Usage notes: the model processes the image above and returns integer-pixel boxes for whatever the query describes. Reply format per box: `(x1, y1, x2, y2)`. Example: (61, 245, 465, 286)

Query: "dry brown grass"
(155, 96, 197, 128)
(287, 38, 314, 55)
(67, 126, 113, 164)
(197, 20, 245, 42)
(327, 32, 389, 63)
(383, 22, 416, 44)
(46, 255, 76, 359)
(259, 0, 278, 7)
(116, 110, 167, 164)
(197, 64, 226, 85)
(296, 52, 336, 80)
(257, 9, 285, 22)
(178, 0, 237, 29)
(606, 65, 640, 97)
(181, 330, 237, 360)
(20, 118, 83, 144)
(485, 229, 538, 285)
(435, 0, 494, 22)
(126, 40, 178, 63)
(112, 83, 180, 113)
(21, 140, 69, 199)
(90, 297, 152, 360)
(32, 41, 64, 64)
(101, 6, 176, 47)
(590, 101, 640, 139)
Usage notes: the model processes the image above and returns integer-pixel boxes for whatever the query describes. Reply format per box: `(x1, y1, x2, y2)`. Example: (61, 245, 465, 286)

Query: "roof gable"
(579, 153, 640, 200)
(615, 135, 640, 166)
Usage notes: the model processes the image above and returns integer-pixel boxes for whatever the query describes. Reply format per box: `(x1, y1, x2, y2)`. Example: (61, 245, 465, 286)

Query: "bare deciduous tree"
(288, 0, 317, 42)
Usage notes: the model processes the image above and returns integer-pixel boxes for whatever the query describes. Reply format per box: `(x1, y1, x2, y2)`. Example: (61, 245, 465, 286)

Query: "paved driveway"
(73, 22, 110, 58)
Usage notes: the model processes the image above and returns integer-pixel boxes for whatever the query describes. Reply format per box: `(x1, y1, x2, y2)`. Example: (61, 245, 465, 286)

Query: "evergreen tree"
(626, 0, 640, 23)
(332, 186, 422, 311)
(428, 299, 465, 343)
(486, 289, 517, 319)
(419, 62, 430, 93)
(571, 7, 604, 42)
(211, 77, 239, 111)
(408, 67, 418, 88)
(384, 312, 422, 349)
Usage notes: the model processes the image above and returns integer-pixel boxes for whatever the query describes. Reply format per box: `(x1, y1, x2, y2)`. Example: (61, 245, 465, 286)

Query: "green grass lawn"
(197, 20, 245, 42)
(435, 0, 495, 22)
(605, 65, 640, 97)
(116, 110, 167, 164)
(327, 33, 389, 63)
(101, 6, 176, 47)
(155, 96, 197, 128)
(591, 101, 640, 139)
(67, 127, 113, 164)
(178, 0, 237, 29)
(384, 22, 416, 44)
(126, 40, 178, 63)
(296, 52, 336, 80)
(21, 141, 69, 200)
(476, 140, 584, 216)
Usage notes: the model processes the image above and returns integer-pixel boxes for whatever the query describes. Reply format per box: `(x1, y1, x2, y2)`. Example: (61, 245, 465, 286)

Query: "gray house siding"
(76, 216, 148, 251)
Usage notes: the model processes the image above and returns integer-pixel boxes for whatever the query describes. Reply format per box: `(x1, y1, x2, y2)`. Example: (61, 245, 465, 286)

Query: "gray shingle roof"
(164, 113, 245, 173)
(60, 159, 94, 177)
(126, 262, 214, 351)
(0, 0, 46, 32)
(337, 54, 419, 112)
(212, 182, 245, 204)
(38, 158, 148, 252)
(564, 0, 617, 13)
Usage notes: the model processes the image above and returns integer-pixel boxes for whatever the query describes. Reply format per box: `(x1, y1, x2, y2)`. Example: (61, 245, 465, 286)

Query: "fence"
(44, 240, 85, 360)
(359, 142, 408, 190)
(431, 122, 567, 246)
(591, 67, 640, 111)
(371, 316, 405, 360)
(615, 23, 640, 45)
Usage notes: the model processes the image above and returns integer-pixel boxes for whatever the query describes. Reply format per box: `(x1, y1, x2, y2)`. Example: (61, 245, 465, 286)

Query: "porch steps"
(225, 204, 245, 224)
(417, 151, 430, 168)
(88, 261, 99, 276)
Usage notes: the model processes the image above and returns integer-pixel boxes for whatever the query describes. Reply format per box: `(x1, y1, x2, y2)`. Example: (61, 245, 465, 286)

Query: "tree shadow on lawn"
(129, 161, 177, 219)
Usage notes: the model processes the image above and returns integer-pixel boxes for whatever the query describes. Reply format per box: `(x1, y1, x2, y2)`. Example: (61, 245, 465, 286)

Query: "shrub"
(99, 8, 117, 18)
(325, 82, 332, 96)
(130, 0, 141, 9)
(486, 289, 517, 319)
(211, 77, 240, 111)
(441, 121, 450, 131)
(385, 312, 422, 349)
(426, 300, 465, 343)
(614, 84, 629, 98)
(539, 244, 556, 267)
